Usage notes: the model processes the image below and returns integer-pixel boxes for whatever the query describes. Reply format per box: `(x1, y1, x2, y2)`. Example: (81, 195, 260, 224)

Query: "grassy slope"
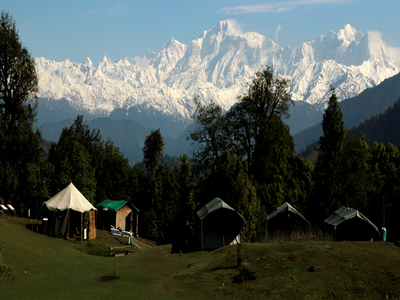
(1, 217, 400, 299)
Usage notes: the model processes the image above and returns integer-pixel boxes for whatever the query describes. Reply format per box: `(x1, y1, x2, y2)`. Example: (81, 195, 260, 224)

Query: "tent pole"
(81, 212, 83, 241)
(334, 226, 336, 242)
(67, 209, 70, 241)
(201, 219, 203, 254)
(136, 213, 139, 236)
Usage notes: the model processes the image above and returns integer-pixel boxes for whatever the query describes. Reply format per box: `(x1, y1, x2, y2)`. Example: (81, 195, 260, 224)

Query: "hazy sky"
(3, 0, 400, 65)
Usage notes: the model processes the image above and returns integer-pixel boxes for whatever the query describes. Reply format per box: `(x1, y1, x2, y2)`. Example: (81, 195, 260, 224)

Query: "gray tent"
(266, 202, 311, 238)
(197, 198, 247, 251)
(324, 206, 380, 241)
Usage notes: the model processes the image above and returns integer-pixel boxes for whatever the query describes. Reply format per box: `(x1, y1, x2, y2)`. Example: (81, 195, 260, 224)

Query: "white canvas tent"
(43, 183, 96, 239)
(44, 182, 96, 213)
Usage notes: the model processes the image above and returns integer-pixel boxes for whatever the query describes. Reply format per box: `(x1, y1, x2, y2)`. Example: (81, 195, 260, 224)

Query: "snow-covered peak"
(205, 19, 243, 38)
(338, 24, 363, 45)
(100, 55, 112, 64)
(150, 37, 188, 74)
(84, 57, 92, 66)
(163, 37, 184, 49)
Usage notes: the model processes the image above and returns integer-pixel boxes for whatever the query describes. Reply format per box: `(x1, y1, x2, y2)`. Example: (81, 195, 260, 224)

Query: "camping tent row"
(266, 202, 381, 242)
(196, 199, 381, 250)
(43, 184, 380, 244)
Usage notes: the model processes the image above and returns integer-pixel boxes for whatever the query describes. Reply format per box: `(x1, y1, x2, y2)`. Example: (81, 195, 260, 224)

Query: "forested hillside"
(294, 72, 400, 152)
(352, 98, 400, 146)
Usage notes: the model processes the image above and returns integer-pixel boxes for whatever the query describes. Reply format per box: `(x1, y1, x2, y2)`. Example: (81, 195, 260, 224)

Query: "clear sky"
(3, 0, 400, 65)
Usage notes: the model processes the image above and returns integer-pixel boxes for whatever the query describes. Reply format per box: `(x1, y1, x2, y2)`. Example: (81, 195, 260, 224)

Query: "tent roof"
(267, 202, 310, 226)
(96, 199, 140, 212)
(197, 197, 246, 225)
(44, 183, 96, 213)
(324, 206, 380, 235)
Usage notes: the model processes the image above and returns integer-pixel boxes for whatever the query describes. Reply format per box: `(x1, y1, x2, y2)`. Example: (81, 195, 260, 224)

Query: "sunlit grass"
(1, 217, 400, 299)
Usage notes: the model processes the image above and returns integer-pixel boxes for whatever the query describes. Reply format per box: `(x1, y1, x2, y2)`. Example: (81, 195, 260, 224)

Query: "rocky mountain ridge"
(36, 20, 400, 137)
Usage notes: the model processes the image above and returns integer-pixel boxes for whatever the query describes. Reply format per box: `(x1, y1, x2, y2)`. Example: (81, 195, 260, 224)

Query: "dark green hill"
(352, 98, 400, 146)
(294, 72, 400, 152)
(299, 98, 400, 162)
(40, 118, 191, 165)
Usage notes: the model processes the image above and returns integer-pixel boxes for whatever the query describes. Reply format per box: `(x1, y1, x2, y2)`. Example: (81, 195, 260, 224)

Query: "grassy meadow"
(1, 216, 400, 299)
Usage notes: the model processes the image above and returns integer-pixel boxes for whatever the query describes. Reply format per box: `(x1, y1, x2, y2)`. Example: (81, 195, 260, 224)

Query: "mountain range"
(36, 20, 400, 139)
(40, 68, 400, 165)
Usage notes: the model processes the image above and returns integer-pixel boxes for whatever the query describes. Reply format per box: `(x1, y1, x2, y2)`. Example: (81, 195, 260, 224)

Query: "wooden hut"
(96, 200, 139, 235)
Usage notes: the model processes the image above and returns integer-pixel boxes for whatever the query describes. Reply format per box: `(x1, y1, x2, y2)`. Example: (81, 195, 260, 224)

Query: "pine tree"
(141, 129, 166, 242)
(201, 150, 261, 242)
(48, 116, 97, 203)
(312, 86, 346, 221)
(143, 128, 165, 175)
(172, 154, 197, 251)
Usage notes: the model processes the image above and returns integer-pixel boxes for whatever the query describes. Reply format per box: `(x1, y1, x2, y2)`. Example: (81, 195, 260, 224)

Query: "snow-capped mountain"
(36, 20, 400, 137)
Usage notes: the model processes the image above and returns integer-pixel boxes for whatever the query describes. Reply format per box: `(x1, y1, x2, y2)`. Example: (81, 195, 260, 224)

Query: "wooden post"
(67, 209, 70, 241)
(136, 213, 139, 236)
(130, 212, 133, 232)
(201, 219, 203, 253)
(81, 212, 83, 241)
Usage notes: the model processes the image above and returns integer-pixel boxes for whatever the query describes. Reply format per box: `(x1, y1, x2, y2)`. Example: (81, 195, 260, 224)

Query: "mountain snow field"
(36, 20, 400, 130)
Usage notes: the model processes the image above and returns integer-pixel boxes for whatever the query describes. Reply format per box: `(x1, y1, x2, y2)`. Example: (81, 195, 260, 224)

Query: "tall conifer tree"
(0, 12, 43, 214)
(312, 86, 346, 221)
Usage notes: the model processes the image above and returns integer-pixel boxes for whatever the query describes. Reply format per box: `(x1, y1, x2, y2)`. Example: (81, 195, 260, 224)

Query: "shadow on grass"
(100, 275, 120, 281)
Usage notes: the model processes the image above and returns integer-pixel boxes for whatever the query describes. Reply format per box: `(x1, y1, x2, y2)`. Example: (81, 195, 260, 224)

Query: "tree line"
(1, 11, 400, 247)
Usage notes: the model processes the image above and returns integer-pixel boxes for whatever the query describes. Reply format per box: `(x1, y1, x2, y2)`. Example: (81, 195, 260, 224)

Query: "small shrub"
(75, 240, 111, 256)
(236, 243, 242, 268)
(266, 228, 333, 242)
(0, 255, 15, 280)
(233, 268, 256, 283)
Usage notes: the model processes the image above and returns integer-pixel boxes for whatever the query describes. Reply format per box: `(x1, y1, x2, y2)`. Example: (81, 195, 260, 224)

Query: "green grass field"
(1, 216, 400, 299)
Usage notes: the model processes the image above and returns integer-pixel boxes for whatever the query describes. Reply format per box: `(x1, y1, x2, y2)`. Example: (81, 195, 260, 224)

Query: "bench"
(111, 228, 121, 236)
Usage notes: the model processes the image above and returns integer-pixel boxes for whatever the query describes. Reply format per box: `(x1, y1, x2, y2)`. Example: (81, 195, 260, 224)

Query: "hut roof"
(96, 199, 139, 213)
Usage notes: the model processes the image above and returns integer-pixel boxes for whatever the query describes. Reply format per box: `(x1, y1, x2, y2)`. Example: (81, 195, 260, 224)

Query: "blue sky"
(3, 0, 400, 65)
